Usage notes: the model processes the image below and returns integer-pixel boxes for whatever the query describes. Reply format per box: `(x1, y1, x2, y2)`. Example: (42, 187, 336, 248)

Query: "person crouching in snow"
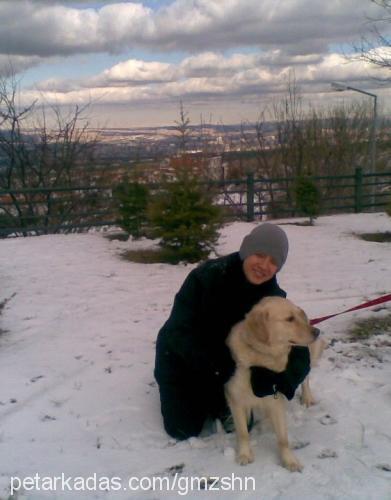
(154, 223, 310, 440)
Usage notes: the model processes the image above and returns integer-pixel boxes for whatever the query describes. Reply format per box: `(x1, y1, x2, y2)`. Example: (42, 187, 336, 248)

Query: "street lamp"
(331, 81, 377, 208)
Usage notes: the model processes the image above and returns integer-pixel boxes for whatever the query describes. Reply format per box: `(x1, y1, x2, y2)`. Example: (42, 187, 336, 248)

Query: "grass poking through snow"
(349, 313, 391, 340)
(358, 232, 391, 243)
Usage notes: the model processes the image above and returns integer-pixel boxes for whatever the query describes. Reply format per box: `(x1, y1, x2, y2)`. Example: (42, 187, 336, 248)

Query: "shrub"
(0, 212, 18, 238)
(294, 174, 320, 225)
(113, 181, 150, 239)
(148, 173, 222, 263)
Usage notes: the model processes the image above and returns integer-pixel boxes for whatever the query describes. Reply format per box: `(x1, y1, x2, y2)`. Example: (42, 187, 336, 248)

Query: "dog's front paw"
(236, 450, 254, 466)
(282, 451, 303, 472)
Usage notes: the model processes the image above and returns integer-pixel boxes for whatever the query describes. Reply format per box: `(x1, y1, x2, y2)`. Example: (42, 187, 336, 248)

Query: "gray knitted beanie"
(239, 223, 289, 271)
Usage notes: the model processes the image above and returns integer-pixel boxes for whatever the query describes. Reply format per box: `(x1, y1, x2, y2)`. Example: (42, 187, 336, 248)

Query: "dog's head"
(244, 296, 319, 348)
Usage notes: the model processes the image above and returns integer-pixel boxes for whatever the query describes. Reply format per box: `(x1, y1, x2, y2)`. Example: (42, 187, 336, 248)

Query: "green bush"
(0, 212, 17, 238)
(148, 174, 222, 263)
(386, 199, 391, 217)
(113, 181, 150, 239)
(294, 175, 320, 225)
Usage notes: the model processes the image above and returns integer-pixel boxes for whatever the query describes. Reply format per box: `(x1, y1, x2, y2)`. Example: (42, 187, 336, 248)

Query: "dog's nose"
(312, 327, 321, 338)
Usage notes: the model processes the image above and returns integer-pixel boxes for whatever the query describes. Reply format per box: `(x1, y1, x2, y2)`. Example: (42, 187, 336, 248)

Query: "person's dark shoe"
(219, 407, 235, 433)
(199, 417, 217, 438)
(218, 407, 254, 434)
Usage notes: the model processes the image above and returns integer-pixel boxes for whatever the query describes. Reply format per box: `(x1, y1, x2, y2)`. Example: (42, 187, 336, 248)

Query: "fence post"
(246, 172, 255, 222)
(354, 167, 363, 213)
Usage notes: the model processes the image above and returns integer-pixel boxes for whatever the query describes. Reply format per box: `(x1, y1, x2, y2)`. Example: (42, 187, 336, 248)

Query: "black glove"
(251, 346, 311, 400)
(250, 366, 280, 397)
(275, 346, 310, 400)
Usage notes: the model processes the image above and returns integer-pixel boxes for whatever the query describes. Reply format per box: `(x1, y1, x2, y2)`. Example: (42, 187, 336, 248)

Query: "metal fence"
(0, 186, 115, 237)
(0, 167, 390, 237)
(219, 167, 391, 222)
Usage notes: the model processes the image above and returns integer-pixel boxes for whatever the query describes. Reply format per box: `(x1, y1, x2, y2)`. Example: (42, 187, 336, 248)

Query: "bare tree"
(355, 1, 391, 70)
(0, 72, 107, 236)
(174, 100, 191, 154)
(240, 77, 379, 218)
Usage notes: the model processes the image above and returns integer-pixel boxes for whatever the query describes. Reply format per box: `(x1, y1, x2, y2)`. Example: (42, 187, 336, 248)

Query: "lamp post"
(331, 82, 377, 208)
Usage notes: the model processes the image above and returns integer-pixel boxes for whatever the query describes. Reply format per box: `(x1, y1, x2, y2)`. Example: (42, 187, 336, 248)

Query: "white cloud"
(179, 52, 257, 78)
(0, 55, 44, 75)
(96, 3, 154, 51)
(0, 0, 384, 57)
(100, 59, 175, 83)
(25, 48, 391, 108)
(0, 1, 151, 57)
(297, 52, 390, 86)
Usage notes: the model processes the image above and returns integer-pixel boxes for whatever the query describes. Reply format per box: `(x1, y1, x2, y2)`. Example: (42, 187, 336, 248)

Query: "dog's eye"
(286, 316, 295, 322)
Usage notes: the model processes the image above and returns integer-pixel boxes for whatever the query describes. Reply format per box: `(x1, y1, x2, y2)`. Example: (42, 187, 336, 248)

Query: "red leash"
(310, 293, 391, 325)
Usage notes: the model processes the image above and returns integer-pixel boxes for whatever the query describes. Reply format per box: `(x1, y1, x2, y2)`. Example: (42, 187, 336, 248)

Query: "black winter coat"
(154, 252, 310, 400)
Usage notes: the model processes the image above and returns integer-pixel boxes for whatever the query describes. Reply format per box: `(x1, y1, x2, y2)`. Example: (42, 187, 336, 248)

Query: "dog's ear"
(245, 307, 270, 345)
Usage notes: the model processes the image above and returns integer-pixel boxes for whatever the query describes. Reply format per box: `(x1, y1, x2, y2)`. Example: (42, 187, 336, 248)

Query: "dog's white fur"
(225, 296, 325, 471)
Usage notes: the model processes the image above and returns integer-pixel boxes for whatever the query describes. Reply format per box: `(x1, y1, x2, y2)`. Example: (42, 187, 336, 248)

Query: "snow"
(0, 212, 390, 500)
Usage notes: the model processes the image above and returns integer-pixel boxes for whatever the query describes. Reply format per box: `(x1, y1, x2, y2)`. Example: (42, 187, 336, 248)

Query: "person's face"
(242, 253, 278, 285)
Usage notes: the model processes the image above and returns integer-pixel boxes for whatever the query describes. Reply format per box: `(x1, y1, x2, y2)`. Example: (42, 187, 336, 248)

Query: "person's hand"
(278, 346, 311, 399)
(250, 366, 280, 397)
(250, 347, 311, 400)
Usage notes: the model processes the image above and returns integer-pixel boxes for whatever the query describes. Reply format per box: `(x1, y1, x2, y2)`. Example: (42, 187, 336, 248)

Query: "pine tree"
(148, 171, 222, 263)
(294, 174, 320, 225)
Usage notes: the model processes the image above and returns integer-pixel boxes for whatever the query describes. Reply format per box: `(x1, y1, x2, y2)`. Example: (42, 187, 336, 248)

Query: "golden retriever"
(225, 296, 325, 471)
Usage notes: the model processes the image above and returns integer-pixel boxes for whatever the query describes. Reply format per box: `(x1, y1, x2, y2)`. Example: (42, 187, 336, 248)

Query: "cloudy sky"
(1, 0, 390, 127)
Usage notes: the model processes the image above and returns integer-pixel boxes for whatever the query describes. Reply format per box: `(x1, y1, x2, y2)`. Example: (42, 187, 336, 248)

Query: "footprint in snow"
(318, 449, 338, 459)
(292, 440, 310, 450)
(319, 414, 337, 425)
(41, 415, 57, 422)
(376, 464, 391, 472)
(164, 463, 185, 475)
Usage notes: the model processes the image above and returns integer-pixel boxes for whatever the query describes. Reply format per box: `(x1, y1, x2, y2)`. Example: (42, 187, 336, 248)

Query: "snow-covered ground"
(0, 213, 390, 500)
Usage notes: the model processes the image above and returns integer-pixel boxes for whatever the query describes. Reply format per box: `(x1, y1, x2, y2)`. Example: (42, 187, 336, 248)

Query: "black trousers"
(155, 352, 227, 440)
